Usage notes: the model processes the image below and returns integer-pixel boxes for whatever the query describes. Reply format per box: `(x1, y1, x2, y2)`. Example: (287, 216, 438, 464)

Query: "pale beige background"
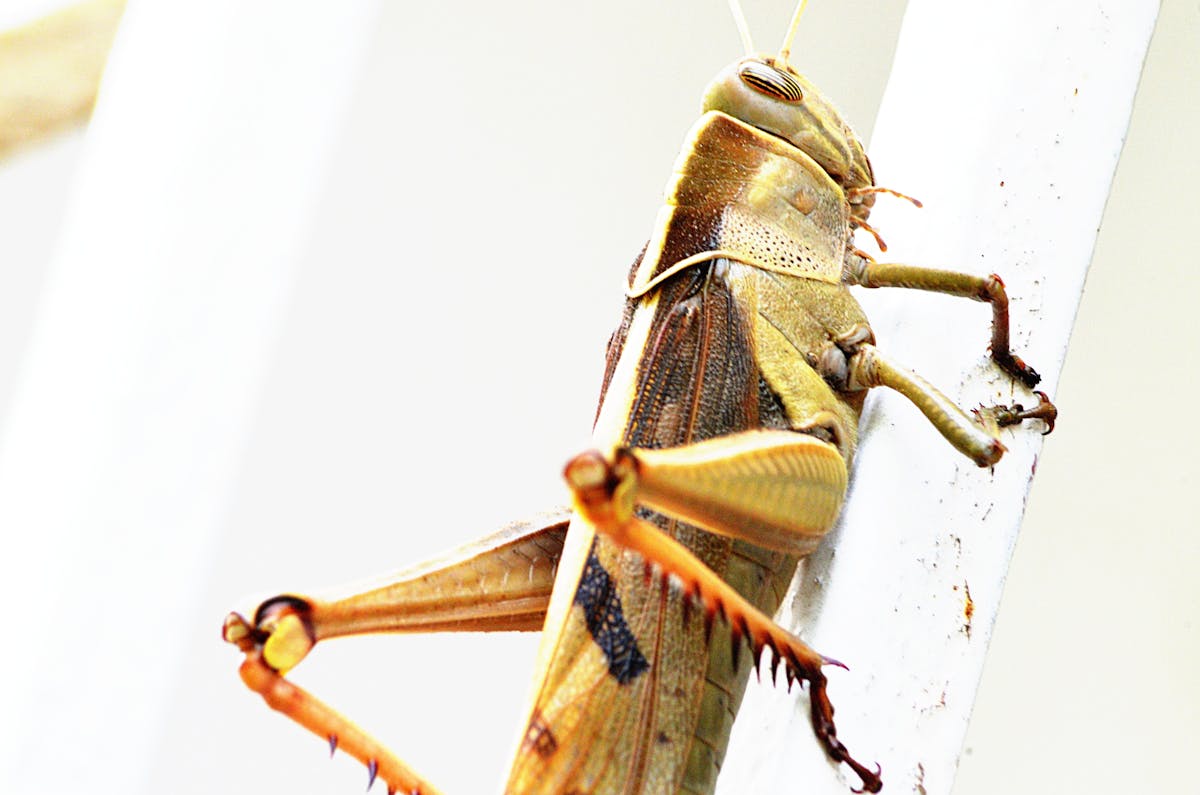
(0, 1, 1194, 793)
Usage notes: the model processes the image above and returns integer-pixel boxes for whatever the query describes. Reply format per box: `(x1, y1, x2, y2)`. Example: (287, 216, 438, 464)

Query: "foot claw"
(804, 660, 882, 793)
(993, 349, 1041, 389)
(1031, 390, 1057, 434)
(849, 762, 884, 793)
(985, 390, 1057, 434)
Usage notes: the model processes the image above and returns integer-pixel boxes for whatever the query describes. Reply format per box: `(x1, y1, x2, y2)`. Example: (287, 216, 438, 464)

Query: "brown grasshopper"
(223, 2, 1055, 792)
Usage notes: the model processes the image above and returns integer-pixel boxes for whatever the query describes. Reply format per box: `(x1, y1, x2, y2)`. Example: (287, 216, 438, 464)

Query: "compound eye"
(737, 61, 803, 103)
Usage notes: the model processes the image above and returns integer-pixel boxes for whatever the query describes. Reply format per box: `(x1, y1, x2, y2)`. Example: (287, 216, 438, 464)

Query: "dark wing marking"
(573, 548, 650, 684)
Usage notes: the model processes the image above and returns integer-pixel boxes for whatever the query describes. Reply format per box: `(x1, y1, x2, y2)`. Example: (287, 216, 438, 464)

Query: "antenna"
(776, 0, 809, 68)
(727, 0, 755, 56)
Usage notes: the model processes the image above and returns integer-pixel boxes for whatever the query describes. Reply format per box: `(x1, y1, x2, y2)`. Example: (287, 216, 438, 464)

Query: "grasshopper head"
(702, 56, 874, 206)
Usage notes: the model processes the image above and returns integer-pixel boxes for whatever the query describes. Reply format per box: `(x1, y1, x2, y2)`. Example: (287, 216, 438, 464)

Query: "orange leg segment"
(222, 511, 569, 795)
(235, 645, 440, 795)
(564, 449, 882, 793)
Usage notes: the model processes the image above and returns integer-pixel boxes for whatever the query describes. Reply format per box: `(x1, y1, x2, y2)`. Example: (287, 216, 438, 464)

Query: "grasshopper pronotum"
(223, 2, 1055, 792)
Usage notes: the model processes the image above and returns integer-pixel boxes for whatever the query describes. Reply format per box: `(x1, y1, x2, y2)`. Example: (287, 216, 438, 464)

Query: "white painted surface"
(0, 2, 380, 792)
(722, 1, 1159, 793)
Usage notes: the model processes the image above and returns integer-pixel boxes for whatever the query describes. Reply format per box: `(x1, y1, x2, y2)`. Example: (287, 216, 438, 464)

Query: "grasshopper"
(223, 2, 1056, 792)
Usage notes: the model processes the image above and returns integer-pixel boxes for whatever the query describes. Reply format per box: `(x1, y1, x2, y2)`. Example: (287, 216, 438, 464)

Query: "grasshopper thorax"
(702, 56, 875, 217)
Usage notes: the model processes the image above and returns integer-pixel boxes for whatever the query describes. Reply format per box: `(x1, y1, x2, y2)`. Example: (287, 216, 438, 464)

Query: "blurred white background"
(0, 1, 1194, 793)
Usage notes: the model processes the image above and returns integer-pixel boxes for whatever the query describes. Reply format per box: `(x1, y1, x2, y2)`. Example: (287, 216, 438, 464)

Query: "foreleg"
(845, 258, 1043, 388)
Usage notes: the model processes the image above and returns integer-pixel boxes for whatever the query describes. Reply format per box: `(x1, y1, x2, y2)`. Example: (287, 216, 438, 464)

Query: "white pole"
(0, 2, 380, 792)
(722, 1, 1159, 792)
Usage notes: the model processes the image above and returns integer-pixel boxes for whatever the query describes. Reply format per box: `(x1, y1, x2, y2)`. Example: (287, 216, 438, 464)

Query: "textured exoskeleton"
(223, 7, 1055, 794)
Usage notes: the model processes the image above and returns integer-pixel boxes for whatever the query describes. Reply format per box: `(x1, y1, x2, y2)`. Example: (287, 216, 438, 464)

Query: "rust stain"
(963, 580, 975, 638)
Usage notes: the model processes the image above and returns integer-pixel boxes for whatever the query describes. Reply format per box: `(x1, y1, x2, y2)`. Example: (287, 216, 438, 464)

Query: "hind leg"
(223, 510, 570, 795)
